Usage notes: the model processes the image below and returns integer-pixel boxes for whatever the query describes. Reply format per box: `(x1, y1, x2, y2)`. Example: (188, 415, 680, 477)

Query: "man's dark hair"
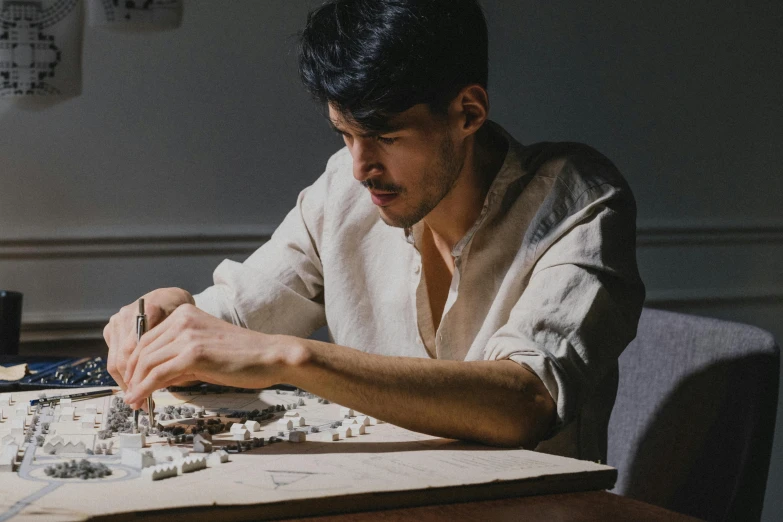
(298, 0, 488, 131)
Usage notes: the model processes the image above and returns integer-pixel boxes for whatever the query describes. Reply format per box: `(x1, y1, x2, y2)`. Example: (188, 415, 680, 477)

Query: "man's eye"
(377, 136, 397, 145)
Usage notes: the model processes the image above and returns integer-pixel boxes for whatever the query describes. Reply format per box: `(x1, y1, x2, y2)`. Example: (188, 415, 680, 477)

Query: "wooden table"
(111, 490, 700, 522)
(281, 491, 703, 521)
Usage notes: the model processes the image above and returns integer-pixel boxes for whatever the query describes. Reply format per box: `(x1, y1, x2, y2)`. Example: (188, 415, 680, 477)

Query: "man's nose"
(350, 140, 383, 182)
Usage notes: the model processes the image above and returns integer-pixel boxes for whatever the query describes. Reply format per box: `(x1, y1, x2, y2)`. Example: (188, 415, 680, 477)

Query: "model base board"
(0, 387, 616, 522)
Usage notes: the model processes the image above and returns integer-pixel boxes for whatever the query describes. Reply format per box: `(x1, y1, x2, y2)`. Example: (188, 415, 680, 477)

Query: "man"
(105, 0, 644, 460)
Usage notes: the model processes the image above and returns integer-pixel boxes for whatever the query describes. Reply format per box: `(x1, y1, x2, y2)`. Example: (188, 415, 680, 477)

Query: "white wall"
(1, 1, 781, 519)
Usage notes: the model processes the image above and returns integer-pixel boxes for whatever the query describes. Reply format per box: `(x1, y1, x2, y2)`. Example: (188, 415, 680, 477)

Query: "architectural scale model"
(0, 386, 617, 521)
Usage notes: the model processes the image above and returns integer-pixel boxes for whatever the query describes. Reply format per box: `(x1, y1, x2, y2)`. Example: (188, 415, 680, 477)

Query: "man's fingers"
(125, 358, 197, 409)
(125, 325, 181, 389)
(105, 317, 128, 391)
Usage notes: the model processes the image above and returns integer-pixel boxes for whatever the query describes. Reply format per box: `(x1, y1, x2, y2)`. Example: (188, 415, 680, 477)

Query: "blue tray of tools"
(0, 355, 117, 391)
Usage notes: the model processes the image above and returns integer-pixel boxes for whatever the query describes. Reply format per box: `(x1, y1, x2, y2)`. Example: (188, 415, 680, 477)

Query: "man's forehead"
(327, 104, 430, 134)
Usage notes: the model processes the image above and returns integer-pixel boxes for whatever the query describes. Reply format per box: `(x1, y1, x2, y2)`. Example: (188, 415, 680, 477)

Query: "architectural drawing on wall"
(88, 0, 182, 30)
(0, 0, 82, 97)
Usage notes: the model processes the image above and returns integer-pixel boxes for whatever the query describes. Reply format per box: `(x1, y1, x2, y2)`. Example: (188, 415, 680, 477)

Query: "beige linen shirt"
(194, 122, 645, 462)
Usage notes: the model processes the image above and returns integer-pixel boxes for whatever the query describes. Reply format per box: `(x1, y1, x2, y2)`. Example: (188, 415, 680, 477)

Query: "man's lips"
(370, 191, 399, 206)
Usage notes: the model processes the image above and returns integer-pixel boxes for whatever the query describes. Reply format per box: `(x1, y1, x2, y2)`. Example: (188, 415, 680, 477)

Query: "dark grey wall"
(0, 1, 780, 519)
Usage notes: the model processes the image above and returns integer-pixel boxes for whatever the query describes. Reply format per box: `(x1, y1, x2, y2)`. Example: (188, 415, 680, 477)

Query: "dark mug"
(0, 290, 23, 356)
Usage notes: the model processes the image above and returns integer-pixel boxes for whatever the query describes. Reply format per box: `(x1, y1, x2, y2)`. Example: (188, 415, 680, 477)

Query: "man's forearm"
(278, 337, 556, 448)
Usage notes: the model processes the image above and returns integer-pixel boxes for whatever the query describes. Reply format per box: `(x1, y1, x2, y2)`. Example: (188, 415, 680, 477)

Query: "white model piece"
(230, 426, 250, 441)
(339, 407, 354, 418)
(244, 420, 261, 432)
(0, 408, 3, 420)
(337, 426, 353, 438)
(119, 433, 146, 449)
(283, 410, 300, 418)
(1, 435, 15, 446)
(84, 404, 98, 415)
(60, 398, 72, 406)
(352, 424, 366, 435)
(43, 440, 87, 455)
(355, 415, 371, 426)
(142, 463, 178, 481)
(59, 406, 75, 421)
(0, 443, 19, 472)
(10, 418, 25, 435)
(81, 413, 97, 430)
(177, 455, 207, 474)
(207, 449, 229, 466)
(288, 431, 306, 443)
(151, 446, 189, 461)
(296, 417, 306, 427)
(368, 416, 383, 425)
(320, 430, 340, 442)
(192, 434, 213, 453)
(0, 394, 10, 405)
(14, 405, 28, 417)
(277, 418, 294, 431)
(120, 449, 155, 469)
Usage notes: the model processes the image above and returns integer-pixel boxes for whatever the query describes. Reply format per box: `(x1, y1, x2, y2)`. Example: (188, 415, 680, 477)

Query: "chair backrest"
(608, 308, 779, 522)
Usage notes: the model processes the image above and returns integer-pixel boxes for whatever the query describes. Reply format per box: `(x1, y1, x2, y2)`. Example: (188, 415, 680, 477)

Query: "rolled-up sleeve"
(484, 178, 645, 434)
(193, 167, 330, 339)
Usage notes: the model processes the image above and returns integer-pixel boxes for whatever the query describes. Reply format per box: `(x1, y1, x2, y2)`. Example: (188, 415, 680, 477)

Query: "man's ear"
(450, 84, 490, 138)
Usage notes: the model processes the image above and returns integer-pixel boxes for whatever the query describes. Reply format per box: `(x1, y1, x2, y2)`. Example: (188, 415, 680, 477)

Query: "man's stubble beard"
(379, 135, 463, 229)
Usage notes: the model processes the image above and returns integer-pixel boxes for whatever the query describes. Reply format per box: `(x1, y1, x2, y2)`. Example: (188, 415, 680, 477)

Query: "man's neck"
(423, 123, 508, 254)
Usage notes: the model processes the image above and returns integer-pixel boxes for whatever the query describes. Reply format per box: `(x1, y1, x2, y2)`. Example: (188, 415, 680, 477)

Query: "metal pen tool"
(132, 299, 154, 430)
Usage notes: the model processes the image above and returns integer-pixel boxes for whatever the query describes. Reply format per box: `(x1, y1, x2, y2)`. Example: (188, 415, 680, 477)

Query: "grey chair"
(607, 307, 779, 522)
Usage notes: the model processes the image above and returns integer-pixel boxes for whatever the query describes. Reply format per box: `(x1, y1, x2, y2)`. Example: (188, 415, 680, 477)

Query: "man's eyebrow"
(329, 120, 404, 138)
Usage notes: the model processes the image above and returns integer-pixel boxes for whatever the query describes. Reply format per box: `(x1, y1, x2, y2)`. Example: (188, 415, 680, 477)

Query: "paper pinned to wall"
(0, 0, 83, 98)
(87, 0, 182, 30)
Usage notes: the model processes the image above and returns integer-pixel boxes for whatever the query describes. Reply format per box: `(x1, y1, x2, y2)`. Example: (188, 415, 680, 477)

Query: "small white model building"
(80, 413, 97, 430)
(320, 430, 340, 442)
(84, 404, 98, 415)
(288, 431, 306, 443)
(337, 426, 353, 438)
(339, 407, 354, 418)
(283, 411, 300, 418)
(14, 405, 28, 417)
(10, 418, 25, 435)
(230, 425, 250, 440)
(119, 433, 146, 449)
(0, 408, 3, 420)
(352, 424, 366, 435)
(207, 449, 229, 466)
(192, 434, 213, 453)
(60, 398, 72, 406)
(59, 406, 75, 421)
(43, 440, 87, 455)
(296, 417, 306, 427)
(368, 416, 383, 425)
(0, 443, 19, 472)
(121, 449, 155, 469)
(177, 455, 207, 474)
(143, 463, 178, 481)
(277, 418, 294, 431)
(355, 415, 371, 426)
(244, 420, 261, 432)
(0, 395, 10, 405)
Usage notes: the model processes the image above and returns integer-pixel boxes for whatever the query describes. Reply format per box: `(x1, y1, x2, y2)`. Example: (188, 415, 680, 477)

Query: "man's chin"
(377, 210, 423, 230)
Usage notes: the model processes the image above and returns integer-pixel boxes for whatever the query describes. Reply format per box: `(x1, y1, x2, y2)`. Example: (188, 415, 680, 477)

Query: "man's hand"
(121, 304, 308, 410)
(104, 287, 195, 391)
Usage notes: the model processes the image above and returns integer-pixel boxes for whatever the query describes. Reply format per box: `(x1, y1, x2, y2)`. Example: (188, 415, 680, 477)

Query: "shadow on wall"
(618, 354, 778, 522)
